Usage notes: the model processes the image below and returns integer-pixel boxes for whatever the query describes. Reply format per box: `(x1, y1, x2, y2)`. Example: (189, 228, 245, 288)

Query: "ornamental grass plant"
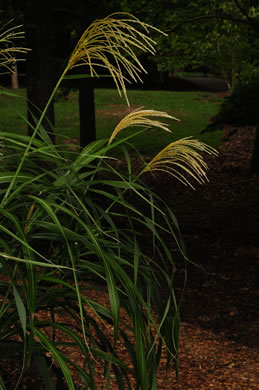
(0, 14, 217, 389)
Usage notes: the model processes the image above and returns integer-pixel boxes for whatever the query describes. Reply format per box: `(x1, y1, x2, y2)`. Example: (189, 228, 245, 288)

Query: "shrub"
(0, 14, 216, 389)
(204, 78, 259, 133)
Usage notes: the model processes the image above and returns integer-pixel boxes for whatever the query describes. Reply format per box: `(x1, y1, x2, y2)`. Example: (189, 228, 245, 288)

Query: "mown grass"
(0, 87, 222, 154)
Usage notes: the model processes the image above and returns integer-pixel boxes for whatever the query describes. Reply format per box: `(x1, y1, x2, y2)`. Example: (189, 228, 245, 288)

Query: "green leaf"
(135, 313, 148, 390)
(34, 328, 75, 390)
(0, 88, 22, 98)
(0, 374, 7, 390)
(33, 353, 55, 390)
(12, 285, 26, 338)
(0, 252, 70, 270)
(0, 172, 35, 183)
(90, 348, 128, 369)
(103, 259, 120, 347)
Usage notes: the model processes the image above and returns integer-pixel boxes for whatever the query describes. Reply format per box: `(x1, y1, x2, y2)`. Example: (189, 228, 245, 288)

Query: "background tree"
(2, 0, 259, 173)
(121, 0, 259, 87)
(2, 0, 120, 143)
(122, 0, 259, 174)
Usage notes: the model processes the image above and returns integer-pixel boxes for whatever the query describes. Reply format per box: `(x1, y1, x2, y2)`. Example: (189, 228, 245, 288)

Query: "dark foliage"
(203, 79, 259, 133)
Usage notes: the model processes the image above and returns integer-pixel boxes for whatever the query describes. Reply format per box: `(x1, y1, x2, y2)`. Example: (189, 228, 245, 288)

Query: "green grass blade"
(0, 375, 7, 390)
(34, 328, 75, 390)
(33, 353, 55, 390)
(12, 285, 26, 338)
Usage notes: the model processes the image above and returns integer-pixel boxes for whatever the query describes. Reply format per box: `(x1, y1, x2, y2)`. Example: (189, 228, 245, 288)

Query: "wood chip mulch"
(1, 125, 258, 389)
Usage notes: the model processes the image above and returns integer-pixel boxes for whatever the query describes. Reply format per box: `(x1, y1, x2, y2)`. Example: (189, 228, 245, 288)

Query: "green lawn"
(0, 87, 223, 154)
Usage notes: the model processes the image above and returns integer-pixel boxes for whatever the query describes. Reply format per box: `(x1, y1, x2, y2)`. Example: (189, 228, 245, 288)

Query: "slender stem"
(1, 66, 69, 207)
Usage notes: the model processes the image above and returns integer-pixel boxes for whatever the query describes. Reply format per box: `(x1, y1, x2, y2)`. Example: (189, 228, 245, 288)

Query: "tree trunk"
(11, 61, 19, 89)
(251, 123, 259, 175)
(23, 1, 56, 143)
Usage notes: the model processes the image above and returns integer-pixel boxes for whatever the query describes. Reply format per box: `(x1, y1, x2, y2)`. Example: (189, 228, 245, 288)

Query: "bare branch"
(232, 0, 258, 29)
(166, 13, 259, 34)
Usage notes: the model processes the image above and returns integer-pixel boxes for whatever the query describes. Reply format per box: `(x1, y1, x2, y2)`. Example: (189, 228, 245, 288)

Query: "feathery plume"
(68, 13, 166, 105)
(108, 108, 179, 144)
(0, 21, 30, 75)
(142, 137, 218, 189)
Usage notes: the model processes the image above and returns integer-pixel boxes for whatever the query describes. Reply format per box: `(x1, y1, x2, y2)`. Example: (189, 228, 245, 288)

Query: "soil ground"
(1, 111, 258, 389)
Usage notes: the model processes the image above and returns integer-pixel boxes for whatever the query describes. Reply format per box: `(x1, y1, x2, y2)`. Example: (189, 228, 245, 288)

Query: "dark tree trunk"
(251, 123, 259, 175)
(23, 1, 56, 143)
(63, 76, 97, 148)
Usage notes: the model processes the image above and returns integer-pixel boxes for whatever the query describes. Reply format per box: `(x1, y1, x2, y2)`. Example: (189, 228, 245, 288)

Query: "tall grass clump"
(0, 14, 217, 389)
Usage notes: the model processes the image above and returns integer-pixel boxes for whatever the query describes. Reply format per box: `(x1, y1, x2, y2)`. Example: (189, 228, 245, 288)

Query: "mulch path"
(1, 124, 258, 389)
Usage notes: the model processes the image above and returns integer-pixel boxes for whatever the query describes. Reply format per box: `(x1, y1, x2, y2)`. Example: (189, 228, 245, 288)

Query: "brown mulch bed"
(152, 124, 259, 389)
(1, 125, 258, 389)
